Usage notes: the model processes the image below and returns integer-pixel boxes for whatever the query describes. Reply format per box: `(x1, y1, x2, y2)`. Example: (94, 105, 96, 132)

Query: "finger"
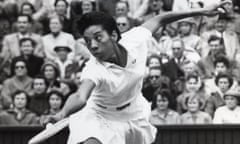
(218, 0, 232, 7)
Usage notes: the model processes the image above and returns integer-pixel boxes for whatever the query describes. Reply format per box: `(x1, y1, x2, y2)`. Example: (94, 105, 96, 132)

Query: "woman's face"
(33, 78, 46, 94)
(217, 78, 230, 93)
(148, 57, 161, 67)
(186, 77, 199, 92)
(156, 94, 169, 111)
(49, 94, 62, 110)
(187, 97, 200, 113)
(225, 95, 238, 110)
(44, 65, 56, 80)
(82, 0, 93, 14)
(74, 72, 82, 86)
(14, 93, 27, 109)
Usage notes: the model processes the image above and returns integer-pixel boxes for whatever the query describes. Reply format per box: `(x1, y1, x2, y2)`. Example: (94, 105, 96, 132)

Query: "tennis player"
(44, 1, 229, 144)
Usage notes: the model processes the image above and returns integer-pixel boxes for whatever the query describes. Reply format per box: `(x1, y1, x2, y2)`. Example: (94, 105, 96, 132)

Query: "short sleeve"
(80, 59, 101, 86)
(120, 27, 152, 49)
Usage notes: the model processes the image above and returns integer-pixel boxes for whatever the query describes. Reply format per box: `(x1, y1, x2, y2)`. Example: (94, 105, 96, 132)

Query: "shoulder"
(4, 33, 17, 40)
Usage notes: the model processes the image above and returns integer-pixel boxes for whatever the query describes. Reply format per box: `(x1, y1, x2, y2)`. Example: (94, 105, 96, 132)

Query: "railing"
(0, 125, 240, 144)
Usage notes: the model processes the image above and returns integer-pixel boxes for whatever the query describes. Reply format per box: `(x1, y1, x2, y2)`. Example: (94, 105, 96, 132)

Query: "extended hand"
(40, 112, 65, 126)
(203, 0, 232, 16)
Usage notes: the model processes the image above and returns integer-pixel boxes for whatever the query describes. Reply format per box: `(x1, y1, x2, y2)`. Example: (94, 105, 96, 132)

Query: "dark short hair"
(213, 55, 230, 68)
(152, 88, 173, 109)
(54, 0, 69, 8)
(32, 75, 47, 88)
(12, 90, 30, 106)
(17, 14, 33, 23)
(19, 37, 36, 47)
(146, 54, 162, 67)
(47, 90, 65, 108)
(77, 11, 121, 41)
(10, 57, 28, 76)
(215, 73, 233, 88)
(20, 1, 36, 13)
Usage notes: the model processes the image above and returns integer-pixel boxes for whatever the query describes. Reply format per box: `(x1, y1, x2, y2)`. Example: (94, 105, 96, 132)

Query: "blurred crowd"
(0, 0, 240, 126)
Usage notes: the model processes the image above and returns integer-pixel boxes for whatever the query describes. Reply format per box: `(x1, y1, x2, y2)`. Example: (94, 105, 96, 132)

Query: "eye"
(95, 35, 102, 42)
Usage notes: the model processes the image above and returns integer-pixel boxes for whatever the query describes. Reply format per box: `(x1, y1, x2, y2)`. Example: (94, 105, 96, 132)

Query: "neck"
(20, 31, 28, 35)
(16, 75, 27, 81)
(52, 32, 60, 37)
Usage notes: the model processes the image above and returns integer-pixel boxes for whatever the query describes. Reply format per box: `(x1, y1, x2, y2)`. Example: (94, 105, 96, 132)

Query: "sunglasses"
(117, 23, 127, 26)
(149, 75, 160, 80)
(15, 65, 25, 69)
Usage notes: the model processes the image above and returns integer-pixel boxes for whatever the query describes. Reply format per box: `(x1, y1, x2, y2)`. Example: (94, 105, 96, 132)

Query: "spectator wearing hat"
(213, 89, 240, 124)
(42, 16, 75, 61)
(199, 13, 240, 61)
(53, 46, 78, 80)
(176, 18, 201, 56)
(40, 61, 70, 97)
(11, 38, 44, 78)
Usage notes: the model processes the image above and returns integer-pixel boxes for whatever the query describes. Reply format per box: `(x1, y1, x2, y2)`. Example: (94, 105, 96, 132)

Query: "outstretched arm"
(141, 0, 230, 34)
(41, 79, 95, 124)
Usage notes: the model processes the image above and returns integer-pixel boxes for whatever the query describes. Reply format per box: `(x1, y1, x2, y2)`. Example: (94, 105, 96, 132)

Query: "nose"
(90, 39, 98, 51)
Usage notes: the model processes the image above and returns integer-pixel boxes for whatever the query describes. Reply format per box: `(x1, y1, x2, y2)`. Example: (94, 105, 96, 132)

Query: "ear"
(111, 30, 119, 41)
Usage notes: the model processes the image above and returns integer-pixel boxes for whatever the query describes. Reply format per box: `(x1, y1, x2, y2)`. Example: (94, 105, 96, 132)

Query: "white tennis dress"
(67, 27, 157, 144)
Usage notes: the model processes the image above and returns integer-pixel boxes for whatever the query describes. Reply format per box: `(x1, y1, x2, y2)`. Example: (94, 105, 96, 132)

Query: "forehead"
(18, 16, 28, 22)
(15, 61, 26, 65)
(149, 69, 161, 74)
(83, 25, 105, 37)
(116, 17, 128, 22)
(172, 40, 183, 48)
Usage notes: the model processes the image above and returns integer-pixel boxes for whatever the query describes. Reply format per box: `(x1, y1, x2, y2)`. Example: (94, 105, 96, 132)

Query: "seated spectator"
(28, 75, 48, 116)
(198, 35, 226, 79)
(204, 56, 239, 96)
(142, 66, 170, 104)
(114, 1, 140, 26)
(40, 90, 65, 124)
(71, 0, 98, 38)
(162, 38, 192, 96)
(116, 16, 132, 34)
(11, 2, 44, 35)
(150, 89, 180, 125)
(205, 73, 234, 117)
(175, 18, 201, 56)
(41, 61, 70, 97)
(213, 89, 240, 124)
(12, 38, 44, 78)
(54, 46, 75, 79)
(1, 14, 44, 63)
(43, 16, 75, 61)
(145, 53, 164, 76)
(0, 3, 11, 49)
(179, 95, 212, 124)
(177, 74, 206, 114)
(0, 90, 39, 126)
(199, 13, 240, 61)
(141, 0, 166, 22)
(1, 58, 33, 109)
